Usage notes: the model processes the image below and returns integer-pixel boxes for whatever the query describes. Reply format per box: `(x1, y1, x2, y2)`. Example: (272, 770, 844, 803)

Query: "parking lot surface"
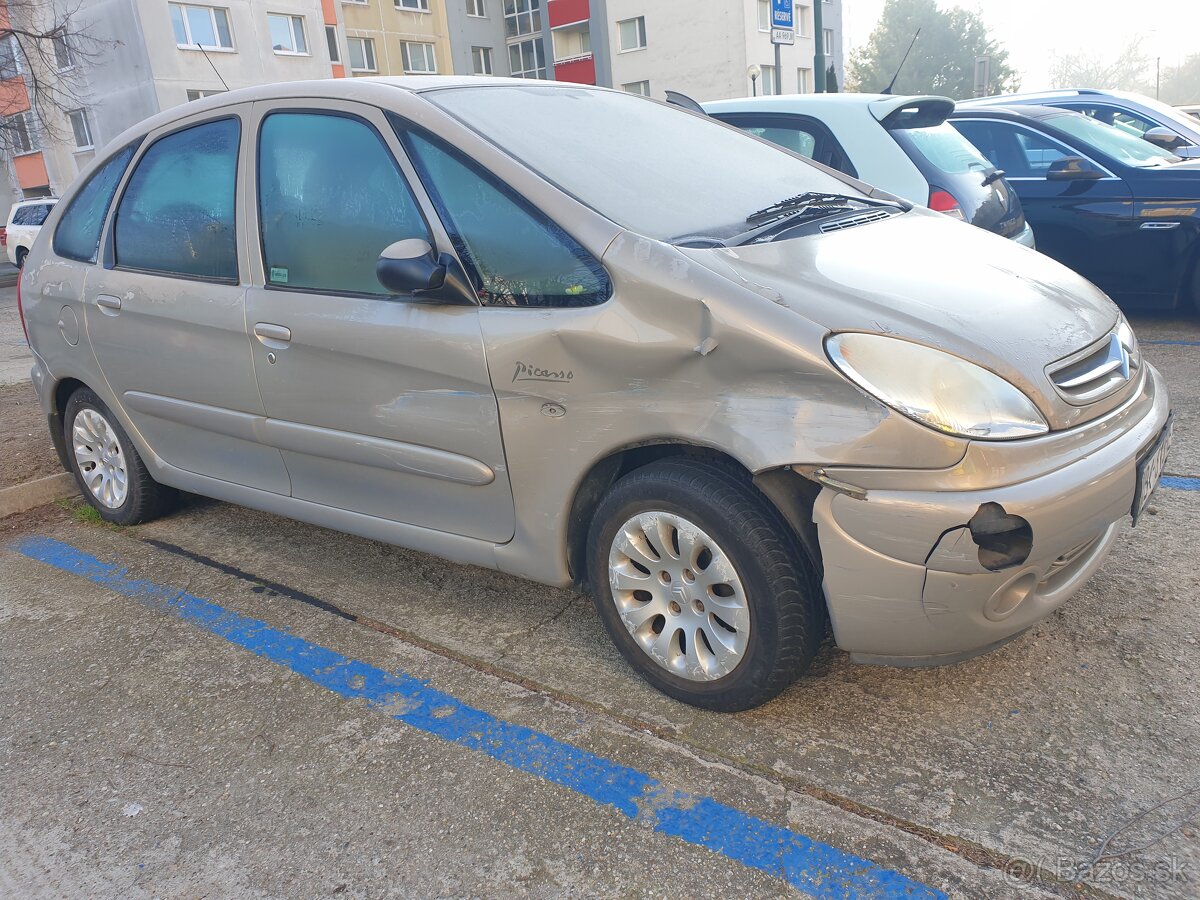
(1, 299, 1198, 898)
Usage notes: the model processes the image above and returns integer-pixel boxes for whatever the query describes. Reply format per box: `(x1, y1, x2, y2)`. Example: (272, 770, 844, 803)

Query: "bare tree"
(1049, 38, 1152, 94)
(0, 0, 118, 155)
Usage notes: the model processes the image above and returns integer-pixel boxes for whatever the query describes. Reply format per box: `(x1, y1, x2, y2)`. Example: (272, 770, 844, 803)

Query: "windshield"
(425, 85, 859, 242)
(1047, 113, 1179, 167)
(894, 121, 992, 175)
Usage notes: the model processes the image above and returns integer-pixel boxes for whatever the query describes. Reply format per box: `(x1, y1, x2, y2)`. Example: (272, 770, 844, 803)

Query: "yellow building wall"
(341, 0, 453, 77)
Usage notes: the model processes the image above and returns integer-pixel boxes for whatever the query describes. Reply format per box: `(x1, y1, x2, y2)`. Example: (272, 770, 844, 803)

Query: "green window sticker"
(270, 266, 289, 283)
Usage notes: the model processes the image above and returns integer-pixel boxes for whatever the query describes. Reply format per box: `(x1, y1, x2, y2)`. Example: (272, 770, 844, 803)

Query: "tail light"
(1, 226, 7, 246)
(928, 188, 965, 220)
(16, 265, 28, 345)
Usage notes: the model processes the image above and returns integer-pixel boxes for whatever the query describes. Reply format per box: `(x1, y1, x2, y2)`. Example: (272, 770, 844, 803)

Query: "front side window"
(258, 112, 428, 296)
(618, 16, 645, 51)
(170, 4, 234, 50)
(472, 46, 493, 75)
(427, 85, 855, 243)
(401, 127, 610, 308)
(507, 38, 545, 79)
(114, 117, 239, 280)
(68, 109, 93, 148)
(347, 37, 376, 72)
(268, 14, 308, 54)
(54, 142, 139, 263)
(1047, 112, 1178, 167)
(504, 0, 541, 38)
(401, 41, 436, 73)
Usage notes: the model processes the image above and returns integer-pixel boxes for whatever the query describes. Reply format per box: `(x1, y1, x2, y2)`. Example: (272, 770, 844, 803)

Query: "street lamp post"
(747, 63, 761, 97)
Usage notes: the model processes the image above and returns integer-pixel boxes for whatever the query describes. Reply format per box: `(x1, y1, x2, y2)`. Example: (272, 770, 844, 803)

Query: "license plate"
(1132, 414, 1173, 525)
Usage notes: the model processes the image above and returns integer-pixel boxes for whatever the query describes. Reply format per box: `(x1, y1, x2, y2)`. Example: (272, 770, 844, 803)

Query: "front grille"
(1047, 327, 1140, 405)
(818, 209, 897, 233)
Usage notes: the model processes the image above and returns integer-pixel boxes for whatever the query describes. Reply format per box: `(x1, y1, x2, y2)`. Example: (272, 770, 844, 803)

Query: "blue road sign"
(772, 0, 794, 29)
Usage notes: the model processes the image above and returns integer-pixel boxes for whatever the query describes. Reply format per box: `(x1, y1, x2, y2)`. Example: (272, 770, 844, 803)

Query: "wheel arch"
(564, 440, 822, 588)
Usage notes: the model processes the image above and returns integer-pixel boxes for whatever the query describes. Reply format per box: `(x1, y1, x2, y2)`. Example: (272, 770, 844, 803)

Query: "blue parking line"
(11, 536, 942, 900)
(1163, 476, 1200, 491)
(1143, 340, 1200, 346)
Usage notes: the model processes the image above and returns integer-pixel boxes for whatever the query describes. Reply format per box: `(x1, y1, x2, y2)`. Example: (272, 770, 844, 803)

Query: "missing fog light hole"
(968, 502, 1032, 571)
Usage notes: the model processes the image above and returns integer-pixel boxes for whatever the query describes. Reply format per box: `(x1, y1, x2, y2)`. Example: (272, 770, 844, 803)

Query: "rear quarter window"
(54, 143, 139, 263)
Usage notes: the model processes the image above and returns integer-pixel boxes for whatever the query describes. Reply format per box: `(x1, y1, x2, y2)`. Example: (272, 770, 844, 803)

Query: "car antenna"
(196, 42, 230, 91)
(881, 29, 920, 95)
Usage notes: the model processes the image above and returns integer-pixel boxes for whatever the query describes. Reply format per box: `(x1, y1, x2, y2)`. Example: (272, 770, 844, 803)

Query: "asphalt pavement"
(1, 290, 1197, 898)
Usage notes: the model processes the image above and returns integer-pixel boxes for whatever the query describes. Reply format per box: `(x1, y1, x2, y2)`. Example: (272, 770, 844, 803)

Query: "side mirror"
(1141, 126, 1186, 152)
(376, 239, 476, 305)
(1046, 157, 1105, 181)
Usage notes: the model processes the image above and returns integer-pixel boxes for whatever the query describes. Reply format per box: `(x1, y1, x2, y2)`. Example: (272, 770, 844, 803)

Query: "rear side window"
(54, 143, 138, 262)
(257, 111, 429, 295)
(114, 117, 239, 280)
(12, 204, 51, 225)
(400, 127, 610, 309)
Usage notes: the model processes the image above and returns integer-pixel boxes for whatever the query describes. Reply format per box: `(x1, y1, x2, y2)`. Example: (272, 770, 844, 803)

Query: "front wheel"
(586, 459, 825, 711)
(64, 387, 175, 525)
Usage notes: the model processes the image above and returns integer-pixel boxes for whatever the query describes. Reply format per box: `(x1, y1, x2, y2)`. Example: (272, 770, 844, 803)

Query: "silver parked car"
(20, 78, 1172, 710)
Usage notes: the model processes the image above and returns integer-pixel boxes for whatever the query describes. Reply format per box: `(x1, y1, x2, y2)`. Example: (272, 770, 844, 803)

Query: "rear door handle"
(253, 322, 292, 348)
(96, 294, 122, 313)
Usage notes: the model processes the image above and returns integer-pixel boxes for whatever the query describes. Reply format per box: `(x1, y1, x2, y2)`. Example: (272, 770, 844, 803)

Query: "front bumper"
(812, 364, 1170, 664)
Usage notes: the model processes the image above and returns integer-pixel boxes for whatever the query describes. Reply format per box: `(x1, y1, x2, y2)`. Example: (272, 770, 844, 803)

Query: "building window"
(472, 46, 493, 75)
(618, 16, 645, 51)
(504, 0, 541, 39)
(507, 38, 545, 79)
(186, 88, 227, 100)
(347, 37, 376, 71)
(325, 25, 340, 62)
(395, 0, 430, 10)
(169, 4, 234, 50)
(401, 41, 437, 73)
(53, 35, 74, 70)
(68, 109, 94, 149)
(552, 25, 589, 61)
(0, 35, 20, 80)
(757, 0, 770, 31)
(797, 67, 811, 93)
(268, 14, 308, 54)
(4, 113, 34, 153)
(823, 28, 834, 56)
(622, 80, 649, 96)
(760, 64, 777, 95)
(467, 0, 486, 16)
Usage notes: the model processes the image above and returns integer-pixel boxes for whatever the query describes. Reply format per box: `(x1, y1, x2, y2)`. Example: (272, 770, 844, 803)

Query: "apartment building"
(1, 0, 343, 212)
(339, 0, 452, 78)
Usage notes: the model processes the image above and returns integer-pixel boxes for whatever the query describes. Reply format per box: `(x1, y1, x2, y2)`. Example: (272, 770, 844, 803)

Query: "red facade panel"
(547, 0, 589, 28)
(554, 55, 595, 85)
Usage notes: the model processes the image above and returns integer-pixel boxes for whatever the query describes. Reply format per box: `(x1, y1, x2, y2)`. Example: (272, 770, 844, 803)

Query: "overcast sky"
(843, 0, 1200, 91)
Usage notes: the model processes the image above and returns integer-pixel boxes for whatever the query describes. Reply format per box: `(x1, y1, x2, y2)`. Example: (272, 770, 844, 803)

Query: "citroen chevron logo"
(1109, 332, 1131, 380)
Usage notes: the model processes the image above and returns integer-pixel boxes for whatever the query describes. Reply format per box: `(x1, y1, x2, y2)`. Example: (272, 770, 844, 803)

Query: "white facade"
(604, 0, 839, 102)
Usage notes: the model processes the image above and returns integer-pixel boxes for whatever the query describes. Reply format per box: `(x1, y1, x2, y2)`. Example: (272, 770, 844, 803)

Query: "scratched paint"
(12, 536, 943, 900)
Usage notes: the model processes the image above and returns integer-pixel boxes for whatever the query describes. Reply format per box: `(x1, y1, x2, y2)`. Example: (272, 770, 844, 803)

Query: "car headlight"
(825, 333, 1049, 440)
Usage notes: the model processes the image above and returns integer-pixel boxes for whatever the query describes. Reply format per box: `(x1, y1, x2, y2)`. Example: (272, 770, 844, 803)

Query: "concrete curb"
(0, 472, 75, 518)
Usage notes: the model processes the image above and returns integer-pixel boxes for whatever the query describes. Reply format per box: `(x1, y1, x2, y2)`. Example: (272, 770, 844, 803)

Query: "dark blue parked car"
(949, 105, 1200, 312)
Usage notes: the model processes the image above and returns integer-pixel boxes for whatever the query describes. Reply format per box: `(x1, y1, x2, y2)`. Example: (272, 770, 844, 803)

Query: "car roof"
(12, 197, 56, 206)
(949, 104, 1081, 122)
(704, 92, 946, 112)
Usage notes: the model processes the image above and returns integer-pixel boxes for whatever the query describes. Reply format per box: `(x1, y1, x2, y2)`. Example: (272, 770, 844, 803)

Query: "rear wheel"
(15, 247, 27, 268)
(64, 388, 175, 525)
(586, 459, 824, 711)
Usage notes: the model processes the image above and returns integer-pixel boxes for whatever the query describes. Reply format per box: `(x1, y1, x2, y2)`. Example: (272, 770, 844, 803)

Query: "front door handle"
(96, 294, 122, 314)
(253, 322, 291, 349)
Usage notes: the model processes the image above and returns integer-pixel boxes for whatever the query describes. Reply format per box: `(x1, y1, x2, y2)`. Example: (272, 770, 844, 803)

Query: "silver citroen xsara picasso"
(20, 78, 1172, 710)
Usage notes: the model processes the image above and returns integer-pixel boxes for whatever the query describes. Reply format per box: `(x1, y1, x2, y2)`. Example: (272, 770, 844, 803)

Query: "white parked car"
(701, 93, 1036, 247)
(4, 197, 57, 267)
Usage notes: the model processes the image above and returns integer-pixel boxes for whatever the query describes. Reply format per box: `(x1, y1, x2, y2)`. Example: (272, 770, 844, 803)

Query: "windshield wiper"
(745, 192, 903, 225)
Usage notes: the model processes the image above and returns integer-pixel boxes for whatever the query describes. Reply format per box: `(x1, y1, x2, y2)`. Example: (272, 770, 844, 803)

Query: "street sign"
(771, 0, 795, 46)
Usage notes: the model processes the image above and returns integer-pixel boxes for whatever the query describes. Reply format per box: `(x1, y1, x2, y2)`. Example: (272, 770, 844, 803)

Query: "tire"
(586, 458, 824, 711)
(15, 247, 27, 268)
(63, 387, 175, 526)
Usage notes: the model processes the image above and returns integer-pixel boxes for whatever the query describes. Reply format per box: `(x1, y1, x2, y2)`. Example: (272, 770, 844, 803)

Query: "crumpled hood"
(681, 209, 1121, 428)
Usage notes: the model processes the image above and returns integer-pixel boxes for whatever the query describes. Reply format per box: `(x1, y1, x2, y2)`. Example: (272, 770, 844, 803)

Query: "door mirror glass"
(1045, 156, 1105, 181)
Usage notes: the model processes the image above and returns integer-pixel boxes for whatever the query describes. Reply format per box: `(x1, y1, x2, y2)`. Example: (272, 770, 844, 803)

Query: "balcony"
(553, 53, 595, 85)
(547, 0, 589, 29)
